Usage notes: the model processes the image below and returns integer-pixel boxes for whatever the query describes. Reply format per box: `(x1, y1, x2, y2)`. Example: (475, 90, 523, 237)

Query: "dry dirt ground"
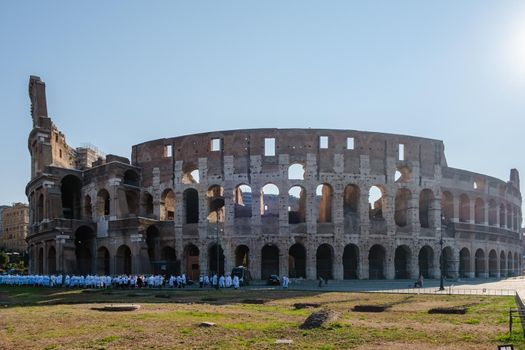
(0, 287, 523, 349)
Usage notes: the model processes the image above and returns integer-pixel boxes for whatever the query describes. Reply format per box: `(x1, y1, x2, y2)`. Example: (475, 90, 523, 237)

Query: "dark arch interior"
(288, 243, 306, 278)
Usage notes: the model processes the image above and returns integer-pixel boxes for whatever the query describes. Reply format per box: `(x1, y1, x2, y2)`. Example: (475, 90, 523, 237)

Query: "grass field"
(0, 286, 523, 349)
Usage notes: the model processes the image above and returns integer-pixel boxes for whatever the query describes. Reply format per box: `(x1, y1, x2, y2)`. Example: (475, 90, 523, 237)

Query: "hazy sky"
(1, 1, 525, 206)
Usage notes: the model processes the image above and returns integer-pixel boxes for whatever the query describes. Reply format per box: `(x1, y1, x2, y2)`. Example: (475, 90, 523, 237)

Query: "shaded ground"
(0, 286, 523, 349)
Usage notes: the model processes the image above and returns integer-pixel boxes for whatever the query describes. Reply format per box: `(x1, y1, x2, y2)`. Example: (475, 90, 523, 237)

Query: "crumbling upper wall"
(132, 128, 446, 188)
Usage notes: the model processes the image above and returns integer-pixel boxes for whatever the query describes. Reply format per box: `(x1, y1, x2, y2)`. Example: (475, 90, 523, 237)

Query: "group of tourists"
(198, 273, 241, 289)
(0, 272, 241, 290)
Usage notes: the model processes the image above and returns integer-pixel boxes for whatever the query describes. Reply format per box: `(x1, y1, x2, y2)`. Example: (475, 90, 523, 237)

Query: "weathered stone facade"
(26, 76, 523, 280)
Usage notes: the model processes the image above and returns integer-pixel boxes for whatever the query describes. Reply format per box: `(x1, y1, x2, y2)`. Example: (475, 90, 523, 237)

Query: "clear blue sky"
(1, 1, 524, 207)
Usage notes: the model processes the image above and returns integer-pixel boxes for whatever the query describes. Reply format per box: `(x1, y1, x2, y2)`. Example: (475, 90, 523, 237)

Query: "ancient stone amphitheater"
(26, 76, 522, 280)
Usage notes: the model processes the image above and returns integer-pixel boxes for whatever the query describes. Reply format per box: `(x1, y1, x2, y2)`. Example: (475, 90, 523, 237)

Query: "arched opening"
(459, 194, 470, 222)
(183, 188, 199, 224)
(500, 251, 507, 277)
(288, 243, 306, 278)
(234, 185, 252, 218)
(418, 246, 434, 278)
(47, 246, 56, 274)
(394, 245, 411, 279)
(116, 245, 132, 275)
(97, 247, 110, 275)
(474, 198, 485, 224)
(185, 244, 200, 280)
(207, 185, 225, 223)
(182, 168, 200, 184)
(499, 204, 506, 228)
(235, 245, 250, 268)
(75, 226, 95, 275)
(38, 247, 44, 274)
(475, 249, 485, 277)
(288, 186, 306, 224)
(316, 184, 333, 223)
(368, 186, 385, 219)
(61, 175, 82, 219)
(161, 247, 178, 276)
(368, 245, 386, 279)
(96, 189, 110, 217)
(441, 191, 453, 222)
(343, 185, 359, 231)
(316, 244, 333, 279)
(123, 170, 139, 187)
(146, 225, 160, 274)
(442, 246, 454, 278)
(395, 188, 411, 227)
(288, 163, 305, 180)
(343, 244, 359, 279)
(395, 166, 411, 183)
(459, 248, 470, 278)
(419, 189, 433, 228)
(160, 189, 175, 221)
(261, 244, 279, 278)
(260, 184, 279, 217)
(142, 192, 154, 217)
(208, 243, 225, 275)
(488, 250, 497, 277)
(125, 190, 139, 216)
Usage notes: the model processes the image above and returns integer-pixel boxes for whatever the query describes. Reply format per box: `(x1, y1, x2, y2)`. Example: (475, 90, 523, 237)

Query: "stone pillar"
(452, 196, 460, 223)
(468, 199, 475, 224)
(468, 252, 475, 278)
(251, 244, 261, 279)
(108, 177, 121, 220)
(359, 189, 370, 236)
(407, 194, 419, 234)
(306, 187, 317, 235)
(279, 246, 288, 278)
(360, 246, 369, 279)
(41, 241, 48, 275)
(410, 252, 419, 279)
(306, 244, 317, 280)
(152, 167, 161, 219)
(199, 243, 209, 276)
(385, 246, 395, 279)
(333, 248, 343, 280)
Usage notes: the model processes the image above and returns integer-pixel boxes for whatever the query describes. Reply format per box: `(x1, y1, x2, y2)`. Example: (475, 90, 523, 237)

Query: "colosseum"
(26, 76, 523, 281)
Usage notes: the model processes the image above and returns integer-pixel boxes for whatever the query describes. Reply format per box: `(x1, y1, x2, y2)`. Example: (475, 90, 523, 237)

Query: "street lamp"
(439, 215, 446, 291)
(210, 197, 224, 290)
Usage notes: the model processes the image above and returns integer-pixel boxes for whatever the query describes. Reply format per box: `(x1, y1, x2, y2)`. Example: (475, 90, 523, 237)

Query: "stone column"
(306, 243, 317, 280)
(332, 247, 343, 280)
(410, 253, 419, 279)
(279, 246, 288, 278)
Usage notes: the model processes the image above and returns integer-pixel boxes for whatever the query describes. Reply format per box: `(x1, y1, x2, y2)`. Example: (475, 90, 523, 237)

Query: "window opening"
(211, 138, 221, 152)
(347, 137, 354, 150)
(320, 136, 328, 149)
(264, 138, 275, 156)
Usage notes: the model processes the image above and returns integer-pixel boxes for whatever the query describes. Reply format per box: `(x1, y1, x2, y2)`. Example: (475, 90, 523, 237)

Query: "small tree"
(0, 251, 9, 269)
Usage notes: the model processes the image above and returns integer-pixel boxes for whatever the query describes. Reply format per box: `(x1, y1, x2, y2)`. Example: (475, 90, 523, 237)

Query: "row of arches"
(442, 192, 521, 230)
(36, 226, 522, 279)
(34, 173, 520, 236)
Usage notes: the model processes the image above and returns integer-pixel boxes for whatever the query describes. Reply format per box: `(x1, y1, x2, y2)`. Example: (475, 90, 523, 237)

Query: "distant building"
(0, 203, 29, 253)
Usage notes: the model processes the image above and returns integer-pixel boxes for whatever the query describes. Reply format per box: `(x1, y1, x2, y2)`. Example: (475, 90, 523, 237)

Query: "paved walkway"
(249, 276, 525, 296)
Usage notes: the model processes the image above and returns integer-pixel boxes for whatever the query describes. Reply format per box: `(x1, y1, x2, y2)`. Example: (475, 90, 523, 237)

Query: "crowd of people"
(0, 273, 244, 289)
(0, 272, 298, 290)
